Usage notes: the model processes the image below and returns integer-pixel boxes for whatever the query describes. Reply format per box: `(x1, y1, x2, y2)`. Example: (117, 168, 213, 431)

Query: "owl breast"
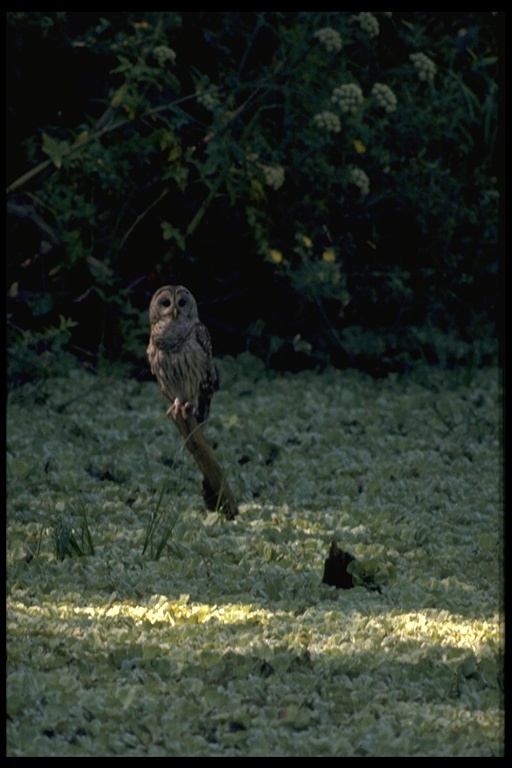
(150, 317, 193, 353)
(148, 331, 210, 404)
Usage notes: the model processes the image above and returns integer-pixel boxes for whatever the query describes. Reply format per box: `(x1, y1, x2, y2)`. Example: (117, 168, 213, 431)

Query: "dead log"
(169, 407, 239, 520)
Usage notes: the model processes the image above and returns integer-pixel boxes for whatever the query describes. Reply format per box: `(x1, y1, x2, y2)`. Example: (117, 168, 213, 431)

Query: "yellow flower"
(269, 249, 283, 264)
(302, 235, 313, 248)
(353, 139, 366, 154)
(322, 249, 336, 262)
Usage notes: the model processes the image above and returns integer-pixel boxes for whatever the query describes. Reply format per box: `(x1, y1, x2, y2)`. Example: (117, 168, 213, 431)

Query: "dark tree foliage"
(6, 12, 501, 385)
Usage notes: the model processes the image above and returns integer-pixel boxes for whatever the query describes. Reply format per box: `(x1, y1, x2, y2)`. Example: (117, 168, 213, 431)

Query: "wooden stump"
(169, 407, 239, 520)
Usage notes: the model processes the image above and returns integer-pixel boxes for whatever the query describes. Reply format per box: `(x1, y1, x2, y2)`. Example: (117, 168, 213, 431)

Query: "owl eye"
(178, 297, 187, 308)
(161, 298, 171, 307)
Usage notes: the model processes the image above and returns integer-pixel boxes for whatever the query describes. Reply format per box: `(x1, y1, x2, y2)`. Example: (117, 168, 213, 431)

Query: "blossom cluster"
(371, 82, 398, 113)
(313, 27, 343, 53)
(196, 84, 220, 111)
(409, 52, 437, 83)
(261, 164, 285, 190)
(353, 12, 379, 38)
(313, 110, 341, 133)
(349, 167, 370, 196)
(315, 78, 397, 133)
(153, 45, 176, 66)
(331, 83, 364, 114)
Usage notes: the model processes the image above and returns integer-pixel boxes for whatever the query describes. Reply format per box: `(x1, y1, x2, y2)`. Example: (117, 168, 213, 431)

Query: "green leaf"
(41, 132, 70, 169)
(161, 222, 185, 249)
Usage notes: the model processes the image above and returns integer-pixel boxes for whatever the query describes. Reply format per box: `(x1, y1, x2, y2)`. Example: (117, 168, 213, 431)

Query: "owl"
(147, 285, 217, 425)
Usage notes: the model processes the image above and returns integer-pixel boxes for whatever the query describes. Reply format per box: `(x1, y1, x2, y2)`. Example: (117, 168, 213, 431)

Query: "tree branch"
(169, 408, 239, 520)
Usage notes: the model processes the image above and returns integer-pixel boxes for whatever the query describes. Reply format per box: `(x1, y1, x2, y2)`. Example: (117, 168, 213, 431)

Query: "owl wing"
(195, 321, 217, 425)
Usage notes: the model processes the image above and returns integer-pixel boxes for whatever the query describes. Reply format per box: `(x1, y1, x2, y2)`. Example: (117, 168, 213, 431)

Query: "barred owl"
(147, 285, 217, 425)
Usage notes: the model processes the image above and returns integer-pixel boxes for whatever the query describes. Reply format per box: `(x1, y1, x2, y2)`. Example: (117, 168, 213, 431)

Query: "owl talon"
(166, 399, 197, 422)
(166, 398, 181, 420)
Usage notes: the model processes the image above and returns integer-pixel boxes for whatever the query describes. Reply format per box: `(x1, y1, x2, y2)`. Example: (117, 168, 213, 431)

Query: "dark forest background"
(6, 12, 502, 385)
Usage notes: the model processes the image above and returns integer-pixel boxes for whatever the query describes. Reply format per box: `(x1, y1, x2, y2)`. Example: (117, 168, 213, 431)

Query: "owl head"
(149, 285, 198, 325)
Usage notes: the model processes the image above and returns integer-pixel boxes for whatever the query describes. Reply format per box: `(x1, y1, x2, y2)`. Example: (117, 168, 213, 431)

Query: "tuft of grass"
(54, 500, 94, 560)
(139, 430, 186, 561)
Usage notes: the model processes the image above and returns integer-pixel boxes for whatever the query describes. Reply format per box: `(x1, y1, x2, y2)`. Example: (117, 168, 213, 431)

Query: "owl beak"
(172, 306, 178, 319)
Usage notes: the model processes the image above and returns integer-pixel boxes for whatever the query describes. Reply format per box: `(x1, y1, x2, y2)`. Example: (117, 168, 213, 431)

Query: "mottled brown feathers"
(147, 285, 217, 425)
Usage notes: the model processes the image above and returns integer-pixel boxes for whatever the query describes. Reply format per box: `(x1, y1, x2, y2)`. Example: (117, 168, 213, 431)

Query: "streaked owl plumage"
(147, 285, 217, 425)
